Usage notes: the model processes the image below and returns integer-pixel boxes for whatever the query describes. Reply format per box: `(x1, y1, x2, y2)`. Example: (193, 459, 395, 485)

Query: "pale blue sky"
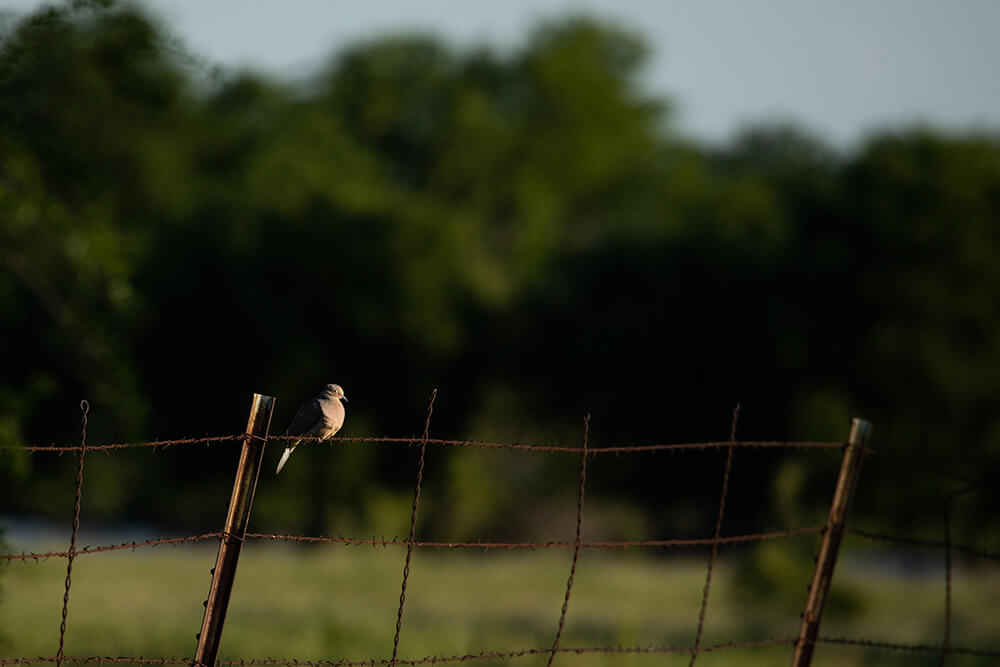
(5, 0, 999, 146)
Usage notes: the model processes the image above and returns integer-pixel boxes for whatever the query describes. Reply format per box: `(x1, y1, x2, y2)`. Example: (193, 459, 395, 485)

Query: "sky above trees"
(4, 0, 999, 145)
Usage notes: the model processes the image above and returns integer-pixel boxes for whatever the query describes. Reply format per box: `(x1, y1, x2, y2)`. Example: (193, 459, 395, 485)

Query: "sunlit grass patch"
(1, 542, 997, 666)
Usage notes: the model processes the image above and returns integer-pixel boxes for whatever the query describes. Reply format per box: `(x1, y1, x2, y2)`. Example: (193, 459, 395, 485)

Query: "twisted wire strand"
(6, 636, 1000, 666)
(390, 389, 437, 666)
(0, 526, 841, 563)
(9, 437, 843, 454)
(689, 403, 740, 666)
(54, 400, 88, 667)
(546, 415, 590, 667)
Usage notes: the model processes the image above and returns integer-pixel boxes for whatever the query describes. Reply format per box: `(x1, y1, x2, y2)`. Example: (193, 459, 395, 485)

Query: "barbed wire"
(11, 435, 244, 452)
(0, 532, 225, 562)
(3, 636, 999, 666)
(816, 636, 1000, 658)
(9, 438, 985, 515)
(7, 436, 845, 454)
(6, 428, 987, 491)
(7, 433, 986, 491)
(242, 526, 827, 550)
(0, 639, 795, 667)
(0, 526, 830, 564)
(10, 524, 1000, 564)
(848, 529, 1000, 561)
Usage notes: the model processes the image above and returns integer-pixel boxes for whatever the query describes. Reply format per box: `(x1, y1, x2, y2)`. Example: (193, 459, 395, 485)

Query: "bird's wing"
(285, 398, 324, 437)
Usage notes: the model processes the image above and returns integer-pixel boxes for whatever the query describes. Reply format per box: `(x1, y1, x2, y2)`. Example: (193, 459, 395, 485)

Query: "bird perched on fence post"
(276, 383, 348, 474)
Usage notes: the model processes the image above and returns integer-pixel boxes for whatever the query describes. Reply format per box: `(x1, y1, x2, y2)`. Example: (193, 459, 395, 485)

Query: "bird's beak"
(342, 395, 348, 402)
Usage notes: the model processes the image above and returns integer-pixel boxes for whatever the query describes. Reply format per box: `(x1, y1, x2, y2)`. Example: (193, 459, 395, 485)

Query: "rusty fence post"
(791, 418, 870, 667)
(194, 393, 275, 667)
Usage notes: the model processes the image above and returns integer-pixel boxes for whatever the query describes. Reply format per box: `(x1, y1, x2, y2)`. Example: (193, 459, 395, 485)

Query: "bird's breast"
(319, 406, 345, 438)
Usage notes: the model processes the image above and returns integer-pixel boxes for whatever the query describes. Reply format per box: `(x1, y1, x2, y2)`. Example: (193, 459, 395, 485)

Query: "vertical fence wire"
(55, 400, 89, 667)
(936, 483, 980, 667)
(689, 404, 740, 666)
(546, 414, 590, 667)
(938, 499, 952, 667)
(390, 389, 438, 666)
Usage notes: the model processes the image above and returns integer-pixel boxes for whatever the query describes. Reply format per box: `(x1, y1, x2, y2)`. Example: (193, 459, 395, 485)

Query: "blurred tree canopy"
(1, 2, 998, 543)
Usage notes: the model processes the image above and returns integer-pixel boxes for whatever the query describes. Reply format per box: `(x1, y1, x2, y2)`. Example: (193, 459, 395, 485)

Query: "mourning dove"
(276, 383, 347, 474)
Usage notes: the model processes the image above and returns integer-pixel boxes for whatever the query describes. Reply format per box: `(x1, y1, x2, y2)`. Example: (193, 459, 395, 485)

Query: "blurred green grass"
(1, 543, 997, 666)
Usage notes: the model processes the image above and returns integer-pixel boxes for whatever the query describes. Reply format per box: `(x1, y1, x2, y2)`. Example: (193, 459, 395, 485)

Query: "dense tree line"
(1, 3, 997, 549)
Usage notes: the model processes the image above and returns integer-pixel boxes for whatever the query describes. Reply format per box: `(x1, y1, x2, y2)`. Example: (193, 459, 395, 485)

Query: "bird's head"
(324, 383, 348, 402)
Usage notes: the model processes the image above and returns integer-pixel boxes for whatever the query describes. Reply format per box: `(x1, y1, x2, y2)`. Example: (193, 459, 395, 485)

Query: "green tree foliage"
(1, 2, 997, 544)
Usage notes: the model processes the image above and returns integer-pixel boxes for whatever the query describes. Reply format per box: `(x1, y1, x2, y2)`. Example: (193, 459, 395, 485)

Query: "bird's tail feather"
(276, 442, 298, 474)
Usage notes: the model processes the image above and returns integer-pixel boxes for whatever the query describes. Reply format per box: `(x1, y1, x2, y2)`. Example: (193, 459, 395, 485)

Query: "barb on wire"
(547, 414, 590, 667)
(390, 389, 437, 666)
(690, 403, 739, 666)
(55, 400, 88, 667)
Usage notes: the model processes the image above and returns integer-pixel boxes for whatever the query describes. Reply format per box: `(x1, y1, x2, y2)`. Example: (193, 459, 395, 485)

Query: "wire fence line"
(8, 432, 984, 487)
(0, 526, 833, 563)
(3, 636, 1000, 667)
(5, 526, 997, 564)
(1, 397, 998, 666)
(8, 435, 846, 454)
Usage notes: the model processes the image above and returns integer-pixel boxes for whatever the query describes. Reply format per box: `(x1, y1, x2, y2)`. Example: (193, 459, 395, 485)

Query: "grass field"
(2, 538, 998, 666)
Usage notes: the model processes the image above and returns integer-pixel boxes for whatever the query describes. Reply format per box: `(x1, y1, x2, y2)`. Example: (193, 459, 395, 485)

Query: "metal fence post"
(194, 393, 275, 667)
(791, 417, 870, 667)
